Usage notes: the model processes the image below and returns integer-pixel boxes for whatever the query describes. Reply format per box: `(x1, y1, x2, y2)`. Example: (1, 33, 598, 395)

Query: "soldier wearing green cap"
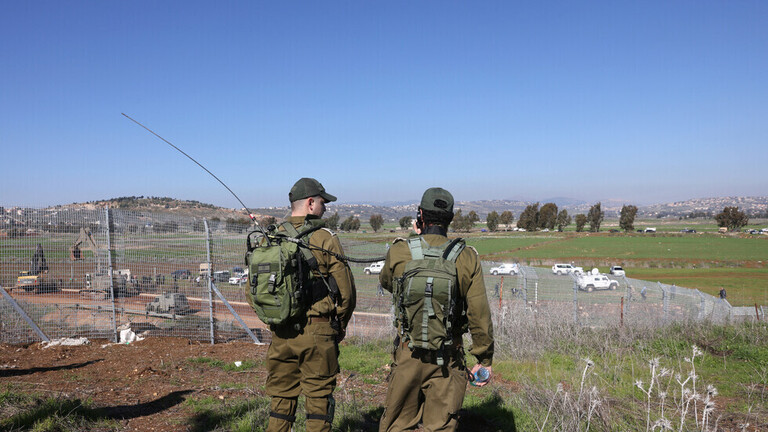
(265, 178, 356, 432)
(378, 187, 494, 432)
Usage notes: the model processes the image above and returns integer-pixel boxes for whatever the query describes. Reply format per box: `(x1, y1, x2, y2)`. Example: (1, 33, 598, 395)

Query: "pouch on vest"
(244, 221, 326, 328)
(394, 236, 465, 365)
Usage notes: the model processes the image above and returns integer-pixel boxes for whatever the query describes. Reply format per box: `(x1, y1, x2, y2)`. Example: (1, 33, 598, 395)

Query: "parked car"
(644, 228, 657, 233)
(680, 229, 697, 233)
(212, 270, 231, 282)
(552, 263, 584, 275)
(609, 266, 626, 277)
(229, 270, 248, 285)
(171, 269, 191, 279)
(364, 261, 384, 275)
(576, 274, 619, 292)
(489, 263, 519, 276)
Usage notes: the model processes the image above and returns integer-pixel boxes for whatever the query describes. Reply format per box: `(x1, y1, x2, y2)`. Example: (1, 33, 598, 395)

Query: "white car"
(489, 263, 519, 276)
(552, 263, 584, 275)
(229, 270, 248, 285)
(364, 261, 384, 275)
(577, 274, 619, 292)
(609, 266, 626, 277)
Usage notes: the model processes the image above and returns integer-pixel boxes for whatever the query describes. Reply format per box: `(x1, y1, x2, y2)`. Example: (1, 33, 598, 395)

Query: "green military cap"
(419, 187, 454, 215)
(289, 177, 337, 203)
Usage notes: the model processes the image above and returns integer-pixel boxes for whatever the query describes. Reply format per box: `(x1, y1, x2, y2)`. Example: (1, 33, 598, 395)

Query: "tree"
(619, 205, 638, 232)
(517, 203, 539, 231)
(556, 209, 572, 232)
(467, 211, 480, 231)
(324, 212, 339, 231)
(225, 218, 249, 233)
(369, 214, 384, 232)
(398, 216, 413, 230)
(451, 210, 473, 232)
(715, 206, 748, 231)
(587, 202, 604, 232)
(575, 214, 587, 232)
(486, 211, 499, 232)
(340, 216, 361, 231)
(499, 211, 514, 231)
(260, 216, 277, 227)
(538, 203, 559, 230)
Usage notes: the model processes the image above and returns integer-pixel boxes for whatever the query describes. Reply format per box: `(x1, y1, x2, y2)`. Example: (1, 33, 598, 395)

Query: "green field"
(464, 232, 768, 306)
(468, 233, 768, 262)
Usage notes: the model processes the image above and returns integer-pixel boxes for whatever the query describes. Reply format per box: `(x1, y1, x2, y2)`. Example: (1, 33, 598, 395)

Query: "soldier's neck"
(422, 225, 447, 236)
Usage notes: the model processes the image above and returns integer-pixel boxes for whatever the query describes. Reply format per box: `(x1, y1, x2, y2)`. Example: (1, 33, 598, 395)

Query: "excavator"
(70, 227, 138, 299)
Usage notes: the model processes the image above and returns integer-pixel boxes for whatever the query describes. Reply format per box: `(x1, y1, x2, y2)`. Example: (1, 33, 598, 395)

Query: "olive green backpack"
(244, 221, 327, 328)
(394, 236, 466, 365)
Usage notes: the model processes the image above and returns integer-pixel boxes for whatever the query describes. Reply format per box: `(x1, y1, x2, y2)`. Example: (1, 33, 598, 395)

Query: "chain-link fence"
(1, 207, 759, 345)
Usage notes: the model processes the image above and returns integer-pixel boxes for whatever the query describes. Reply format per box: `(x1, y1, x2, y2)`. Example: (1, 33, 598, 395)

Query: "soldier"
(265, 178, 356, 432)
(378, 187, 494, 432)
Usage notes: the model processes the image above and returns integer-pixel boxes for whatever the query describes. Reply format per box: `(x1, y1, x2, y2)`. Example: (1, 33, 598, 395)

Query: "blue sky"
(2, 1, 766, 208)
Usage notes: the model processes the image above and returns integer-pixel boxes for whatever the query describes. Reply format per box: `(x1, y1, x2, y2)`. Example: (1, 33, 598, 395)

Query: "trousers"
(265, 319, 338, 432)
(379, 343, 468, 432)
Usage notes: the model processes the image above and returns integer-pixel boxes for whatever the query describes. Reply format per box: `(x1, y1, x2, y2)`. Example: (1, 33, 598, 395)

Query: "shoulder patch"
(466, 245, 480, 256)
(392, 237, 408, 244)
(320, 227, 336, 236)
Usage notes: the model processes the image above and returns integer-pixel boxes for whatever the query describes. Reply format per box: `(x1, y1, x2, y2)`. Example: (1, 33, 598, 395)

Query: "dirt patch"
(0, 338, 270, 431)
(0, 337, 515, 431)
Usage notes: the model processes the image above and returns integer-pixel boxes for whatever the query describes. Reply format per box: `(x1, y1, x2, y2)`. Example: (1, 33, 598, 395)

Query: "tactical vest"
(394, 236, 466, 365)
(244, 220, 332, 329)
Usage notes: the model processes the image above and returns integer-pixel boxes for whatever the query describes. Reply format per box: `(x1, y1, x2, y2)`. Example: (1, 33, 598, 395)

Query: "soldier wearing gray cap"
(378, 187, 494, 432)
(265, 178, 355, 432)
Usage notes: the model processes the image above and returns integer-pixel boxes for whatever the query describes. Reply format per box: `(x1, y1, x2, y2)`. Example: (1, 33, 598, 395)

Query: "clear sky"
(2, 1, 766, 208)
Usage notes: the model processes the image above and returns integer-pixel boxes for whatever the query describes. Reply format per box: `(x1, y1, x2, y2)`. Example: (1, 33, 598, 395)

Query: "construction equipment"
(70, 227, 97, 260)
(15, 243, 59, 293)
(145, 293, 191, 315)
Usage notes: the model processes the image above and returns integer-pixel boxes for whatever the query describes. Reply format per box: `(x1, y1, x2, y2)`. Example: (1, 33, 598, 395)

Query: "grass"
(468, 234, 768, 263)
(187, 357, 262, 371)
(0, 389, 121, 432)
(4, 320, 767, 431)
(628, 267, 768, 306)
(338, 339, 392, 375)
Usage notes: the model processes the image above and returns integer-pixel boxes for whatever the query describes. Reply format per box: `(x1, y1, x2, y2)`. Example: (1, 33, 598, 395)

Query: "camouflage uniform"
(378, 189, 494, 432)
(266, 180, 356, 432)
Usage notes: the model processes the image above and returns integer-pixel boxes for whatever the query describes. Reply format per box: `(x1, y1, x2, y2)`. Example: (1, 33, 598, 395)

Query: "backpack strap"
(407, 237, 424, 260)
(281, 222, 318, 267)
(443, 238, 465, 262)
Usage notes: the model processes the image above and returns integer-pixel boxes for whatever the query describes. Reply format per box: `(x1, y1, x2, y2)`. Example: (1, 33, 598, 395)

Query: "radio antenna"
(122, 113, 269, 237)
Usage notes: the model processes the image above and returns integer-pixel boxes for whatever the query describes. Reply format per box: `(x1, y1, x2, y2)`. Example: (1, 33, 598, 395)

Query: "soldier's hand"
(470, 364, 492, 387)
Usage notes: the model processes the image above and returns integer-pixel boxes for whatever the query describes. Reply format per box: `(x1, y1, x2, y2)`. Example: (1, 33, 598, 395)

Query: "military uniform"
(266, 180, 356, 432)
(378, 188, 494, 432)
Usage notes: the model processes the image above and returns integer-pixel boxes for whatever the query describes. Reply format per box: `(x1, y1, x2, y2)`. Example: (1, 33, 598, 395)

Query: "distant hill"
(58, 196, 253, 221)
(10, 195, 767, 223)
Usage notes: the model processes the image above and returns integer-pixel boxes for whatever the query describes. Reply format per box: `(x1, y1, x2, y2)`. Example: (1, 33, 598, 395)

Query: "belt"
(308, 316, 330, 323)
(399, 338, 464, 349)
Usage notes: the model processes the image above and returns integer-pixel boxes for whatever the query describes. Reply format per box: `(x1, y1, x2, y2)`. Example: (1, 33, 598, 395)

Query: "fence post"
(522, 274, 528, 304)
(573, 279, 579, 325)
(620, 297, 624, 327)
(696, 289, 706, 320)
(204, 219, 215, 345)
(105, 207, 118, 343)
(659, 282, 668, 323)
(623, 276, 632, 315)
